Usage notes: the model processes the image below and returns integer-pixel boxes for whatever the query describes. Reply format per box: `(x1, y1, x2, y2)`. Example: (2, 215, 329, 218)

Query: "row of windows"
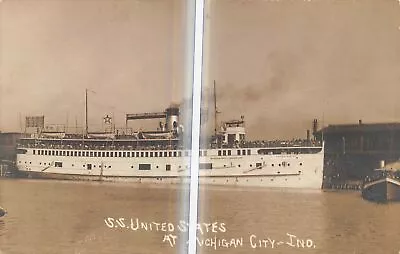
(32, 149, 253, 157)
(217, 149, 251, 156)
(33, 149, 189, 158)
(20, 159, 303, 168)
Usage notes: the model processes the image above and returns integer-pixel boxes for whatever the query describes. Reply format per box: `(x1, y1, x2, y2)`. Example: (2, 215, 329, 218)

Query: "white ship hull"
(16, 146, 324, 189)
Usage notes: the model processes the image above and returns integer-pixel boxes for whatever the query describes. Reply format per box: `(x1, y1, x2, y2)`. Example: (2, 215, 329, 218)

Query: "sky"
(1, 0, 400, 140)
(0, 0, 187, 133)
(204, 0, 400, 139)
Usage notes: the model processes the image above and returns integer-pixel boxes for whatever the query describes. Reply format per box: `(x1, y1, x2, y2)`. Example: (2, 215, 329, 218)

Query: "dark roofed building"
(0, 132, 22, 161)
(0, 132, 22, 177)
(315, 121, 400, 180)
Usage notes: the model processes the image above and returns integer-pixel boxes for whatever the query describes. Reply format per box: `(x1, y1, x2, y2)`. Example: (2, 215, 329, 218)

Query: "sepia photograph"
(1, 0, 400, 253)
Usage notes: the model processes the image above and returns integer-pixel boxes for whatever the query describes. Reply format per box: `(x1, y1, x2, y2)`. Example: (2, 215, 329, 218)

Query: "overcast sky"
(204, 0, 400, 139)
(1, 0, 400, 140)
(0, 0, 186, 132)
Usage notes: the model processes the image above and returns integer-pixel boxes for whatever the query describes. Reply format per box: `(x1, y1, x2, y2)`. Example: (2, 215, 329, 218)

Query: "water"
(1, 179, 400, 254)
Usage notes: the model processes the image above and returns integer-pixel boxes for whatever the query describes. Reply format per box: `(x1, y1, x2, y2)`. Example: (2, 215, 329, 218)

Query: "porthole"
(300, 163, 303, 166)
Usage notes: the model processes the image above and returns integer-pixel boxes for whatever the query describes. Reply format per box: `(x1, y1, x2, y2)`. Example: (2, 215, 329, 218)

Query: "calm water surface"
(0, 178, 399, 254)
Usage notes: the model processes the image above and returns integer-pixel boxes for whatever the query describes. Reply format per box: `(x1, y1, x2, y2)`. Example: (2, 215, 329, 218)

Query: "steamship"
(15, 92, 324, 189)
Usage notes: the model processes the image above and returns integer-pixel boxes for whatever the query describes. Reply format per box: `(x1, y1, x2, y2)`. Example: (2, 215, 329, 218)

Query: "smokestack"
(312, 119, 318, 135)
(307, 129, 311, 142)
(359, 119, 362, 125)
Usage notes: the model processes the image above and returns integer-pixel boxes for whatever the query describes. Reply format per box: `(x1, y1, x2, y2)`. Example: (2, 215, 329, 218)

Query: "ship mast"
(214, 80, 217, 137)
(84, 88, 88, 137)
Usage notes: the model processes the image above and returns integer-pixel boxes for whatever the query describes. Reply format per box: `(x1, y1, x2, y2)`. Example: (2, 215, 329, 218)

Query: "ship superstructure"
(16, 102, 324, 189)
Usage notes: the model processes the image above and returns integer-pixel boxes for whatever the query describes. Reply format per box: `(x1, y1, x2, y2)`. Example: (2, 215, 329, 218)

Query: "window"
(155, 152, 158, 157)
(87, 164, 92, 170)
(106, 152, 109, 157)
(218, 150, 221, 156)
(139, 164, 151, 170)
(141, 152, 144, 157)
(237, 150, 241, 156)
(256, 163, 262, 169)
(164, 152, 168, 157)
(228, 150, 231, 156)
(123, 152, 126, 157)
(90, 152, 93, 157)
(203, 151, 207, 156)
(119, 152, 122, 157)
(55, 151, 59, 156)
(33, 150, 36, 155)
(247, 149, 251, 155)
(159, 152, 163, 157)
(55, 162, 63, 167)
(166, 164, 171, 171)
(62, 151, 66, 156)
(52, 151, 55, 156)
(199, 163, 212, 170)
(169, 152, 172, 157)
(74, 151, 77, 156)
(173, 151, 177, 157)
(223, 150, 226, 156)
(150, 152, 153, 157)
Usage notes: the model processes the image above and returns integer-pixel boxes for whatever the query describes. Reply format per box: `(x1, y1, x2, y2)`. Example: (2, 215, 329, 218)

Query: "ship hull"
(16, 146, 324, 189)
(362, 177, 400, 202)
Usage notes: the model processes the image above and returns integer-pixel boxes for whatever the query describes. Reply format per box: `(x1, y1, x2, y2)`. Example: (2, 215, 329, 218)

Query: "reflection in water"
(198, 187, 326, 254)
(0, 220, 5, 236)
(0, 179, 399, 254)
